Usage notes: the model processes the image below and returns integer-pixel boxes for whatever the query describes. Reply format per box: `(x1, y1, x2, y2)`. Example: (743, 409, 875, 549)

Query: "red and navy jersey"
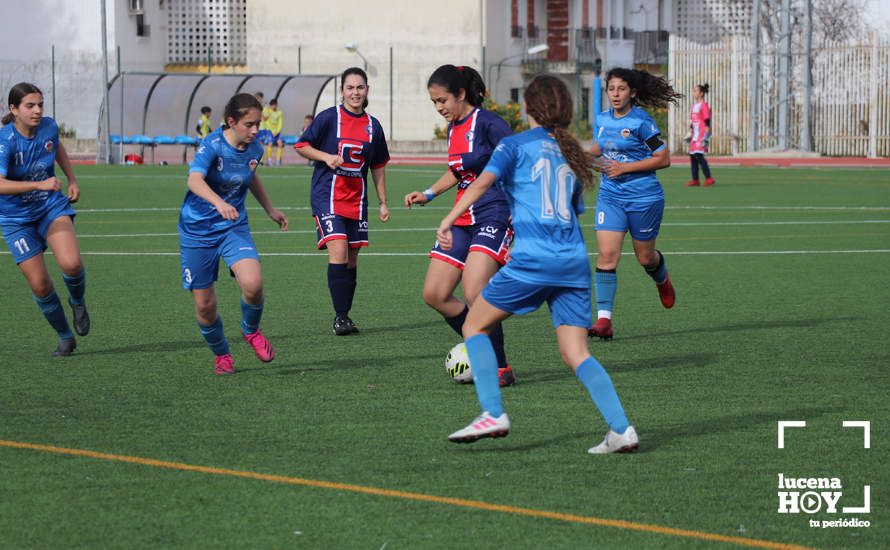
(296, 105, 389, 220)
(447, 108, 511, 226)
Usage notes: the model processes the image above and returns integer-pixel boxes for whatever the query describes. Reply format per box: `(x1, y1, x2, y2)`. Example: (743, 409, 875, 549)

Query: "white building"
(1, 0, 676, 143)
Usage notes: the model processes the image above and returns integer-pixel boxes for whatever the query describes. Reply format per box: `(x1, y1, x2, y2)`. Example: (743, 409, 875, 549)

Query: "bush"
(433, 98, 529, 139)
(58, 123, 76, 139)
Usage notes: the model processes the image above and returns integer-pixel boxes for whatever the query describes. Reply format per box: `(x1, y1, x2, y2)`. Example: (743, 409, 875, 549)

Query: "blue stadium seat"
(175, 135, 200, 146)
(153, 135, 176, 145)
(110, 134, 133, 144)
(131, 135, 154, 145)
(281, 135, 299, 145)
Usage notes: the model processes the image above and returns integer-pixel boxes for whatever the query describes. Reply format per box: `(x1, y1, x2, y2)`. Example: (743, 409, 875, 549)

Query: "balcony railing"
(633, 30, 669, 65)
(520, 28, 602, 74)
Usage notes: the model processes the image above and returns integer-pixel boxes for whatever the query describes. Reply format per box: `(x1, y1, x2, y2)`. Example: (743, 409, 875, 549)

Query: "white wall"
(0, 0, 115, 138)
(248, 0, 484, 141)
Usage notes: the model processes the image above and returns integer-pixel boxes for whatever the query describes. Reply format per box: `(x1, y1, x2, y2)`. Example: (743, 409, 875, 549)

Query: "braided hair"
(524, 75, 594, 189)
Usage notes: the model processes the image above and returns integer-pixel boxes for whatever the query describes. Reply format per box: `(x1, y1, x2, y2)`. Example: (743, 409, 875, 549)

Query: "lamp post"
(344, 43, 368, 71)
(489, 43, 549, 101)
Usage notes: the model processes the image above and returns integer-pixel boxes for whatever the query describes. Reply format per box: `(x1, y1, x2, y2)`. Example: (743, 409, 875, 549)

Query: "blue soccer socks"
(33, 290, 74, 340)
(644, 250, 668, 285)
(594, 268, 617, 318)
(327, 263, 351, 316)
(199, 316, 230, 356)
(62, 269, 86, 304)
(575, 356, 630, 434)
(240, 298, 264, 335)
(465, 334, 504, 418)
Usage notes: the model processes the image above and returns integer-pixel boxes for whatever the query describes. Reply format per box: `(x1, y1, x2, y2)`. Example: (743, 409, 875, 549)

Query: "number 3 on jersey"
(532, 157, 574, 222)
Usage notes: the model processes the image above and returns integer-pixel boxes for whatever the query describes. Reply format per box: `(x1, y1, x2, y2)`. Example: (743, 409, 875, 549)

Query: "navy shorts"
(430, 221, 512, 269)
(482, 269, 593, 329)
(180, 225, 260, 290)
(1, 197, 76, 264)
(314, 213, 368, 249)
(595, 195, 664, 241)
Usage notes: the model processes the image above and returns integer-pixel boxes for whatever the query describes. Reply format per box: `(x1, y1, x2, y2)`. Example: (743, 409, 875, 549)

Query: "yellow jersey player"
(265, 99, 284, 166)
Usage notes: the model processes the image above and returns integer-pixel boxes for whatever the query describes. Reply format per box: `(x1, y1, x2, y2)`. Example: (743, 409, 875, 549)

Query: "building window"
(510, 88, 520, 103)
(167, 0, 246, 65)
(581, 87, 590, 121)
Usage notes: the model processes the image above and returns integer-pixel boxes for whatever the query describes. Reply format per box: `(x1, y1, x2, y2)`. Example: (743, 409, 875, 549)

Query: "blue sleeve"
(636, 111, 662, 142)
(296, 109, 329, 149)
(0, 134, 11, 177)
(486, 114, 512, 149)
(482, 140, 515, 184)
(370, 121, 390, 167)
(189, 140, 216, 175)
(571, 180, 586, 215)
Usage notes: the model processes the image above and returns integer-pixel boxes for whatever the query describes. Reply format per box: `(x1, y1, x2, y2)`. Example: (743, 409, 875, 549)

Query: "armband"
(422, 188, 436, 202)
(645, 135, 665, 152)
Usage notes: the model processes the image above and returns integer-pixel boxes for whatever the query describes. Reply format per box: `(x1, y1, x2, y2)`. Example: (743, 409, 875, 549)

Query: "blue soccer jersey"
(0, 117, 69, 224)
(447, 108, 511, 226)
(483, 127, 589, 288)
(296, 105, 389, 221)
(594, 106, 665, 202)
(179, 127, 263, 246)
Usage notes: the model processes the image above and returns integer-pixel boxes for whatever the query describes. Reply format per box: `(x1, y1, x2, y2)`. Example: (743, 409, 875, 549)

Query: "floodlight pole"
(777, 0, 791, 150)
(100, 0, 111, 164)
(801, 0, 813, 152)
(748, 0, 761, 152)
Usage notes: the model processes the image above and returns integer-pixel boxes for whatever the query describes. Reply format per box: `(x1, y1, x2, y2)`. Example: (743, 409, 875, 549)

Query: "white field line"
(71, 219, 890, 239)
(75, 205, 890, 213)
(4, 249, 889, 258)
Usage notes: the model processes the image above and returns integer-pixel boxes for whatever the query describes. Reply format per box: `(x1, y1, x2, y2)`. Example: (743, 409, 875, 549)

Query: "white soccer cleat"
(587, 426, 639, 454)
(448, 412, 511, 443)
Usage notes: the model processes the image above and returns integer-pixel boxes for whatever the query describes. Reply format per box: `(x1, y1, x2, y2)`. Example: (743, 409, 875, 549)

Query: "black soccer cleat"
(333, 315, 354, 336)
(69, 298, 90, 336)
(53, 338, 77, 357)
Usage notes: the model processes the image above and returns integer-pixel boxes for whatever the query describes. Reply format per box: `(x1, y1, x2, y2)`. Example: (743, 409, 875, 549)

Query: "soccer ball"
(445, 342, 473, 383)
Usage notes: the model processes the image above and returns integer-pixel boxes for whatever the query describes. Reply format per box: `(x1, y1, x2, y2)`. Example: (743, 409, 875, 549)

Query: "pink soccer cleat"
(243, 329, 275, 362)
(588, 318, 613, 340)
(214, 353, 236, 375)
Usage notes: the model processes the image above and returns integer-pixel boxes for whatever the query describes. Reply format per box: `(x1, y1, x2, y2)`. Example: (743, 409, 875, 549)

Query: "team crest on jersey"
(620, 128, 631, 138)
(44, 140, 54, 152)
(366, 124, 374, 136)
(249, 159, 259, 170)
(466, 131, 474, 142)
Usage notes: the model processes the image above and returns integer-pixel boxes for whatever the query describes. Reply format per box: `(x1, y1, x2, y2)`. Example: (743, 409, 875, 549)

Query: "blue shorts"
(314, 213, 368, 249)
(595, 195, 664, 241)
(482, 270, 593, 329)
(258, 129, 273, 145)
(430, 221, 512, 269)
(180, 226, 260, 290)
(1, 198, 76, 264)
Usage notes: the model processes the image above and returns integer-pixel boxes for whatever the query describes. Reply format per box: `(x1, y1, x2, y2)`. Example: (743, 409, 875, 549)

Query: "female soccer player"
(264, 99, 284, 166)
(404, 65, 515, 386)
(0, 82, 89, 356)
(179, 93, 289, 375)
(437, 75, 637, 453)
(588, 68, 681, 340)
(687, 83, 715, 187)
(295, 67, 389, 335)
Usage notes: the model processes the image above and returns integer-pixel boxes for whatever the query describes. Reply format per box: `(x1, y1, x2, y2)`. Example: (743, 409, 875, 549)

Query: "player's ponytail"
(3, 82, 43, 126)
(524, 75, 594, 190)
(341, 67, 369, 109)
(427, 65, 486, 107)
(223, 93, 262, 128)
(606, 68, 682, 110)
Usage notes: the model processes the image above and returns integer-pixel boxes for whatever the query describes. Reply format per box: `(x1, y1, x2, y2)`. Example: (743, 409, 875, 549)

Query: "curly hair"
(524, 75, 594, 189)
(606, 68, 682, 109)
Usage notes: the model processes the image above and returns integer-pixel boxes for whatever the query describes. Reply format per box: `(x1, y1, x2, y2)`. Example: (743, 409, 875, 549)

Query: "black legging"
(690, 153, 711, 180)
